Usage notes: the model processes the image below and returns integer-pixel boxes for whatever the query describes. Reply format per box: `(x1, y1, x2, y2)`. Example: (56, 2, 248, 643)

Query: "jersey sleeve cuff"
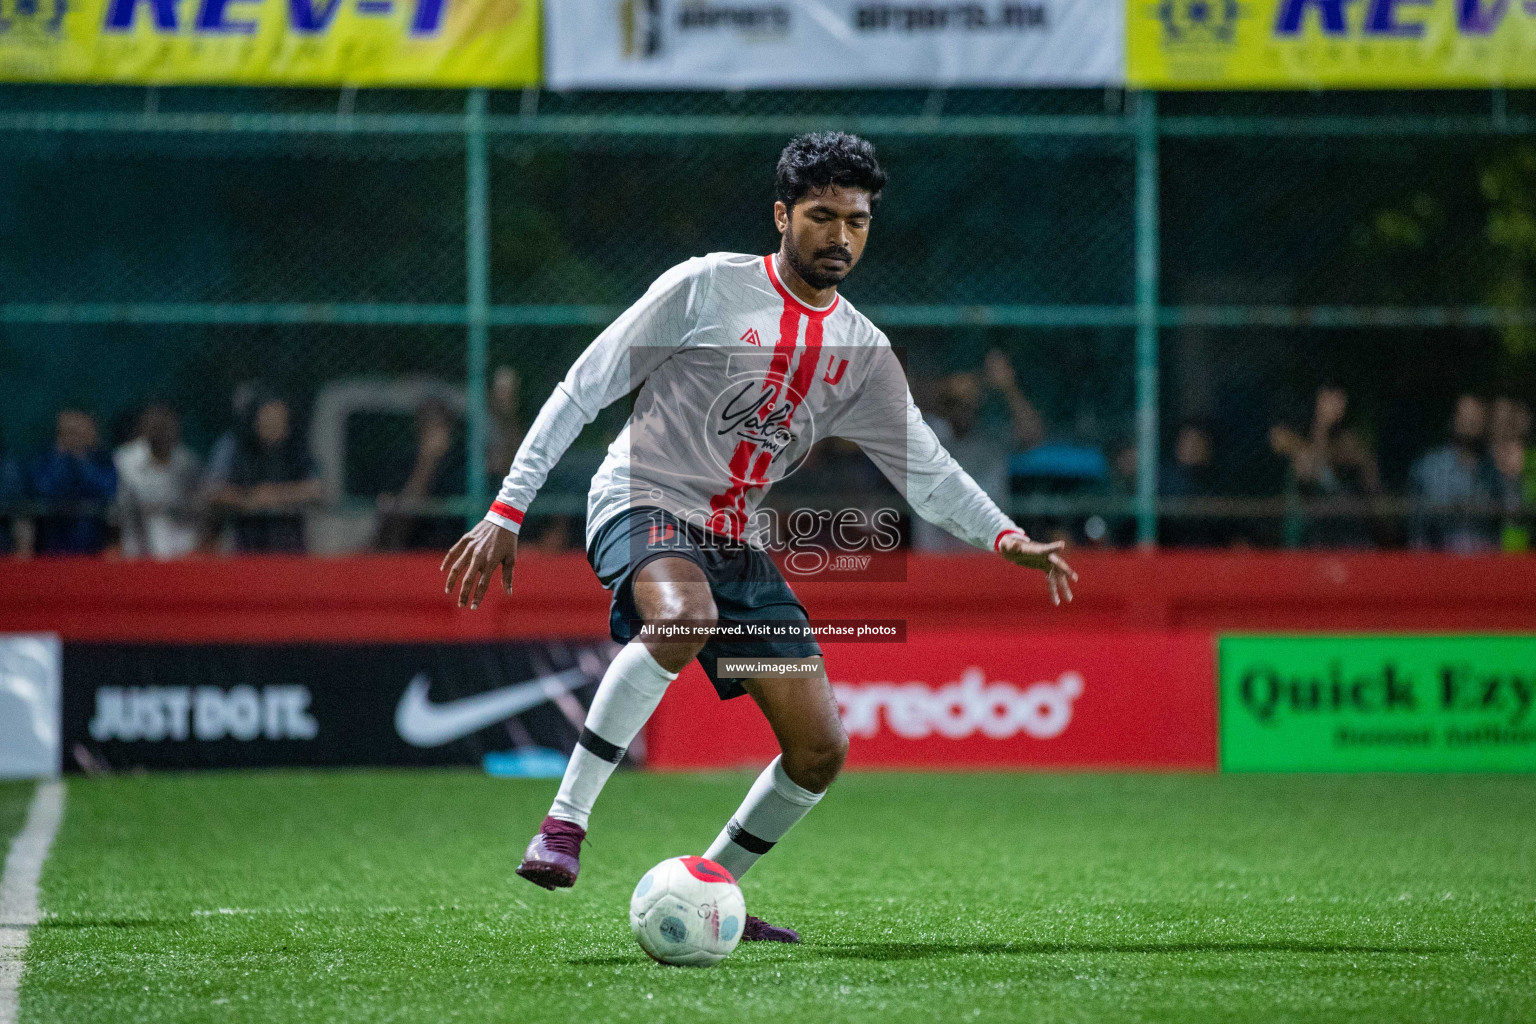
(485, 500, 526, 535)
(993, 527, 1027, 552)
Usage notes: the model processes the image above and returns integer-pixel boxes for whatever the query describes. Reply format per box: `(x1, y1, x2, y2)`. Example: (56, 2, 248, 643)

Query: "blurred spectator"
(113, 404, 202, 560)
(1269, 385, 1381, 548)
(0, 427, 23, 556)
(377, 397, 465, 551)
(29, 410, 116, 556)
(1160, 418, 1228, 547)
(521, 516, 578, 555)
(1489, 396, 1532, 550)
(777, 436, 885, 498)
(1008, 441, 1108, 544)
(1408, 394, 1502, 553)
(486, 365, 527, 483)
(1103, 436, 1139, 547)
(211, 397, 322, 553)
(205, 381, 264, 489)
(982, 349, 1047, 453)
(202, 381, 265, 548)
(106, 406, 141, 452)
(767, 436, 891, 556)
(913, 349, 1045, 553)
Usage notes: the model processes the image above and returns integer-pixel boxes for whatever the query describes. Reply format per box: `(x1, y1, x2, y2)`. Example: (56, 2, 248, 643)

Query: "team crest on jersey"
(717, 378, 799, 457)
(739, 328, 762, 346)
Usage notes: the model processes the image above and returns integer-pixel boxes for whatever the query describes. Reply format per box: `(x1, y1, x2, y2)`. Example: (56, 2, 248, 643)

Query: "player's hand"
(997, 534, 1077, 606)
(983, 349, 1018, 392)
(441, 519, 518, 610)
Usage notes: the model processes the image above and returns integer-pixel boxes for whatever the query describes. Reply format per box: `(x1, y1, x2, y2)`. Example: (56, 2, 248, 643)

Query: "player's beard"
(783, 235, 853, 291)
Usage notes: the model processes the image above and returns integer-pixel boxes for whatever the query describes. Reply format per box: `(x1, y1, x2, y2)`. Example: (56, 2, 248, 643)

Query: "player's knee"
(644, 594, 718, 670)
(783, 729, 848, 794)
(644, 583, 717, 632)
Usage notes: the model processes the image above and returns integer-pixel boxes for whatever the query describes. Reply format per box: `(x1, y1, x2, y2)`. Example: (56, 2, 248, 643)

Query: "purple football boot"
(742, 915, 801, 943)
(515, 816, 585, 890)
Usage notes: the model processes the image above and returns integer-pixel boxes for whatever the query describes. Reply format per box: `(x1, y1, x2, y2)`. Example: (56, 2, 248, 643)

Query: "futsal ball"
(629, 856, 746, 966)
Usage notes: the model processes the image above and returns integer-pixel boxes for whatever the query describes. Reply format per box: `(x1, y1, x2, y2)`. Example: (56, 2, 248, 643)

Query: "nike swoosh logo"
(395, 668, 591, 748)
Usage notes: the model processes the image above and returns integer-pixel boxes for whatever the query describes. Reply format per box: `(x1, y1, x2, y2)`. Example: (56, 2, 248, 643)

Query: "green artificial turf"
(12, 771, 1536, 1024)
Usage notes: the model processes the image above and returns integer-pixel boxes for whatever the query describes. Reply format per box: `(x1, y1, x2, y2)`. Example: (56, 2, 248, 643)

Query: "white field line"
(0, 781, 65, 1024)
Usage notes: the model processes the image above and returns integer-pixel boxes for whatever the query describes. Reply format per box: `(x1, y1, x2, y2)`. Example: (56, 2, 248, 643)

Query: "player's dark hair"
(775, 132, 886, 210)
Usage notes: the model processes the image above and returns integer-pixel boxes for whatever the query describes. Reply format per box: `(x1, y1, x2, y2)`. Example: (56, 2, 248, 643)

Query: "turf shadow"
(566, 939, 1458, 968)
(36, 916, 194, 931)
(796, 940, 1461, 961)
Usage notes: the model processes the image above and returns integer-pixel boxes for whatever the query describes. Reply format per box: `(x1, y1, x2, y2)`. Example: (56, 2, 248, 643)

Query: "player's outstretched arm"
(441, 520, 519, 610)
(996, 534, 1078, 607)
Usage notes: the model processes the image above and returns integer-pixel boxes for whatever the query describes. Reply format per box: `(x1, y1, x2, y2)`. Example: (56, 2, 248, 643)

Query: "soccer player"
(443, 132, 1077, 943)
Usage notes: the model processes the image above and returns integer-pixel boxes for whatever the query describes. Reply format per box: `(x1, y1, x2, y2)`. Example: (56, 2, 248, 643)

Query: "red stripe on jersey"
(708, 439, 758, 538)
(488, 501, 525, 525)
(705, 266, 833, 540)
(735, 328, 823, 521)
(764, 302, 800, 404)
(747, 448, 774, 490)
(743, 313, 824, 492)
(794, 314, 827, 399)
(707, 301, 804, 539)
(763, 254, 839, 320)
(994, 528, 1026, 551)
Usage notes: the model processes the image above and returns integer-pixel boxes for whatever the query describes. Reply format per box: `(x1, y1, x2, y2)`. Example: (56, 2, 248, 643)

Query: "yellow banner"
(0, 0, 538, 85)
(1129, 0, 1536, 88)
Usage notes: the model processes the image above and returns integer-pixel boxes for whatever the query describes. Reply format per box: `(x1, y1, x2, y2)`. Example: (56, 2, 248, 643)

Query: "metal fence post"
(1134, 90, 1161, 548)
(465, 88, 490, 529)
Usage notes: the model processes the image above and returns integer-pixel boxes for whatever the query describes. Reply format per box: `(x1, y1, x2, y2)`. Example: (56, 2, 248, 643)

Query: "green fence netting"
(1, 85, 1532, 553)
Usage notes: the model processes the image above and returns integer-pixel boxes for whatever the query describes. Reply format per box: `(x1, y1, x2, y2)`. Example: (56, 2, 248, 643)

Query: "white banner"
(0, 635, 61, 780)
(547, 1, 1124, 89)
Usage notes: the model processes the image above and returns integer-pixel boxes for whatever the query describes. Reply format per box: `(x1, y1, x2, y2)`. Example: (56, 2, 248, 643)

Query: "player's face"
(775, 185, 872, 290)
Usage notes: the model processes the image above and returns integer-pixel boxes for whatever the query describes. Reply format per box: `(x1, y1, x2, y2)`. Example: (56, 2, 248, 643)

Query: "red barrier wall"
(8, 551, 1534, 773)
(647, 631, 1218, 771)
(2, 550, 1535, 641)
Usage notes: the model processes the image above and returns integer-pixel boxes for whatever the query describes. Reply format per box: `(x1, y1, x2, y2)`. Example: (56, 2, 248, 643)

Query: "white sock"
(549, 642, 678, 829)
(703, 756, 824, 881)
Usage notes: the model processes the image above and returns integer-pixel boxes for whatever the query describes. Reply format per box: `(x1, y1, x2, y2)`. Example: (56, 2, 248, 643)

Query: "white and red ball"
(629, 856, 746, 966)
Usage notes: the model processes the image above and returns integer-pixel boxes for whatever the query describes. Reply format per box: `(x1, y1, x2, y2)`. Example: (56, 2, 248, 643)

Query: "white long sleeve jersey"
(486, 252, 1024, 553)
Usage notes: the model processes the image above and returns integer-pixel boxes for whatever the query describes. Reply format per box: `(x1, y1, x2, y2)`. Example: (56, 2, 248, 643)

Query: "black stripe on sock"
(726, 820, 776, 855)
(578, 727, 625, 765)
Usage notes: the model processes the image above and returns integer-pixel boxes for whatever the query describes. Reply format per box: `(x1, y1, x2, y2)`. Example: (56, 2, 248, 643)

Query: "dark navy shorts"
(586, 506, 822, 700)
